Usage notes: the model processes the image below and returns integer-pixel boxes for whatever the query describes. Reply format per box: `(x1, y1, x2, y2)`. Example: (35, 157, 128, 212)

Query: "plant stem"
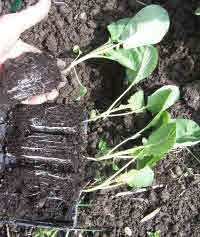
(87, 155, 135, 161)
(107, 128, 145, 156)
(62, 42, 121, 74)
(107, 112, 162, 155)
(95, 146, 144, 161)
(186, 147, 200, 165)
(106, 110, 139, 118)
(73, 67, 83, 87)
(103, 82, 136, 118)
(83, 156, 138, 192)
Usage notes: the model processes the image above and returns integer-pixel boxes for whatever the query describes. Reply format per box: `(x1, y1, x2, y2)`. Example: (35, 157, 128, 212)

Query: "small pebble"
(124, 227, 132, 236)
(171, 224, 179, 233)
(80, 12, 87, 21)
(94, 232, 100, 237)
(175, 166, 183, 176)
(78, 233, 83, 237)
(170, 171, 177, 179)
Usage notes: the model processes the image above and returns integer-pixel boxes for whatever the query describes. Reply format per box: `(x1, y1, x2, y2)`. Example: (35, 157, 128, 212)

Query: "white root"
(140, 207, 161, 223)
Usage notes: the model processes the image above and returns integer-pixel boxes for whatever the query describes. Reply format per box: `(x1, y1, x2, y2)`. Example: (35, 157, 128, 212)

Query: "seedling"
(147, 231, 161, 237)
(33, 228, 58, 237)
(96, 139, 111, 158)
(62, 5, 170, 100)
(195, 7, 200, 15)
(84, 85, 200, 192)
(96, 139, 119, 170)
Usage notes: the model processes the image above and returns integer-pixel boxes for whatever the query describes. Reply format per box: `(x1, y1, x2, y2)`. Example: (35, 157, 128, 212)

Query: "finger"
(22, 89, 59, 105)
(1, 40, 41, 62)
(0, 0, 51, 61)
(14, 0, 51, 32)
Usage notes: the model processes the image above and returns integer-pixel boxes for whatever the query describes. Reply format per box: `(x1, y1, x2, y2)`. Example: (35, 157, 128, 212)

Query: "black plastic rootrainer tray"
(0, 103, 87, 230)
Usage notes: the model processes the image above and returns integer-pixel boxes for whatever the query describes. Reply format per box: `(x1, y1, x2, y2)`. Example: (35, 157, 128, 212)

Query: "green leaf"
(126, 45, 158, 84)
(128, 90, 145, 112)
(95, 169, 101, 181)
(147, 85, 180, 114)
(112, 160, 119, 171)
(98, 140, 109, 152)
(195, 8, 200, 15)
(122, 5, 170, 49)
(144, 122, 176, 155)
(147, 231, 161, 237)
(105, 48, 138, 71)
(172, 119, 200, 148)
(138, 153, 164, 169)
(107, 18, 133, 42)
(115, 166, 154, 187)
(96, 140, 111, 158)
(33, 229, 58, 237)
(76, 85, 87, 101)
(153, 111, 171, 130)
(138, 122, 176, 168)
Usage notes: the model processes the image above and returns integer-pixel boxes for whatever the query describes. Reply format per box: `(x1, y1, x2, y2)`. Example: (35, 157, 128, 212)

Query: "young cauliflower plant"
(63, 5, 170, 101)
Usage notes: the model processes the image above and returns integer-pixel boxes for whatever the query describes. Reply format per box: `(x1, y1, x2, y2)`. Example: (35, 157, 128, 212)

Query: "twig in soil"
(54, 1, 67, 6)
(35, 170, 69, 180)
(114, 184, 164, 197)
(136, 0, 147, 6)
(6, 224, 11, 237)
(140, 207, 161, 223)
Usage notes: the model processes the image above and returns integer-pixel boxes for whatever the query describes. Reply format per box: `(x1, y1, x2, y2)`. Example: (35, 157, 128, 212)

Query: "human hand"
(0, 0, 59, 104)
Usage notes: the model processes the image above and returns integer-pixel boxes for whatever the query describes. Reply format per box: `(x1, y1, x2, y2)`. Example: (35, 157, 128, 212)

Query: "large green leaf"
(122, 5, 170, 49)
(115, 166, 154, 187)
(116, 90, 145, 112)
(138, 153, 164, 169)
(142, 122, 176, 157)
(105, 48, 138, 71)
(147, 85, 180, 114)
(107, 18, 134, 42)
(126, 45, 158, 84)
(172, 119, 200, 148)
(137, 122, 176, 169)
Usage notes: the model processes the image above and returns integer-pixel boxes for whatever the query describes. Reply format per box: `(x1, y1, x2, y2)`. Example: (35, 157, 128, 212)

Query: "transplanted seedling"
(83, 85, 200, 191)
(63, 5, 170, 100)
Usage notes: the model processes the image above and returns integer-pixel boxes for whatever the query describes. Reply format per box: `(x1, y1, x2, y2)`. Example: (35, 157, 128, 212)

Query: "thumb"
(0, 0, 51, 62)
(13, 0, 51, 32)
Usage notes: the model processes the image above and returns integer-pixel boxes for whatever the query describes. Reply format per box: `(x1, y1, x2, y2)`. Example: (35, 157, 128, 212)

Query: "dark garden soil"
(1, 0, 200, 236)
